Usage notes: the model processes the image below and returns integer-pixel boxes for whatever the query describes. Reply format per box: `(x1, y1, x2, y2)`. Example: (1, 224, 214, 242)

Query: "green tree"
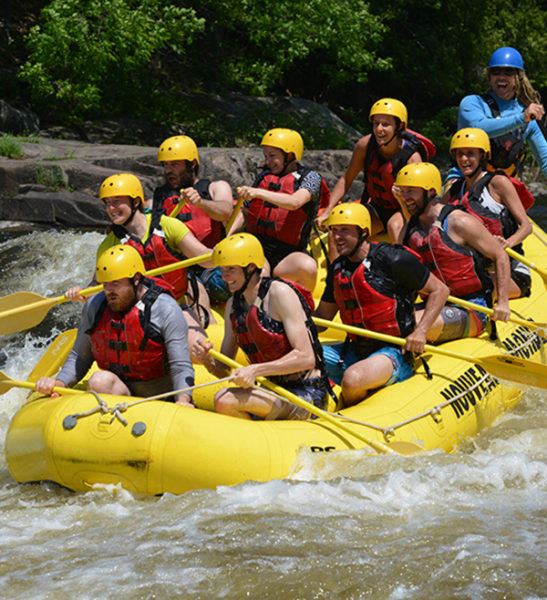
(201, 0, 390, 95)
(19, 0, 204, 123)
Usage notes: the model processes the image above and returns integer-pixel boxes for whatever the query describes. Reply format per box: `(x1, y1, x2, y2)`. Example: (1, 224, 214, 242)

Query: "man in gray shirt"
(36, 245, 195, 406)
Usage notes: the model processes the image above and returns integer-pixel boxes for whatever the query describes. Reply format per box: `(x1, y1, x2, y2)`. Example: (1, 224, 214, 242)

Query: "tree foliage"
(19, 0, 204, 121)
(189, 0, 390, 95)
(10, 0, 546, 143)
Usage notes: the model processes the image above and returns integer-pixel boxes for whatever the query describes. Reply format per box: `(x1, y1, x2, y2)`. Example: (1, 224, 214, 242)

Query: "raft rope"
(63, 328, 540, 440)
(321, 328, 541, 442)
(257, 327, 541, 442)
(64, 376, 234, 426)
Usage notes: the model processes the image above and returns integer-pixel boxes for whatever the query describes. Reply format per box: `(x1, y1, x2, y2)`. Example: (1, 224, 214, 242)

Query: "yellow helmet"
(99, 173, 144, 205)
(369, 98, 408, 128)
(325, 203, 372, 232)
(449, 128, 491, 156)
(213, 233, 265, 269)
(260, 128, 303, 161)
(157, 135, 199, 164)
(394, 162, 442, 195)
(95, 245, 145, 283)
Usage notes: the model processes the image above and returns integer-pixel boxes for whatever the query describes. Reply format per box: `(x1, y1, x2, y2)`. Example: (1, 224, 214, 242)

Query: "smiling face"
(488, 67, 518, 101)
(453, 147, 483, 176)
(220, 265, 248, 294)
(398, 186, 427, 217)
(371, 114, 398, 146)
(162, 159, 195, 190)
(262, 145, 290, 175)
(329, 224, 362, 257)
(103, 195, 135, 225)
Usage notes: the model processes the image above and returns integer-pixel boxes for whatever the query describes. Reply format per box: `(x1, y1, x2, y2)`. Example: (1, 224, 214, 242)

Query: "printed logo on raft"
(439, 326, 545, 418)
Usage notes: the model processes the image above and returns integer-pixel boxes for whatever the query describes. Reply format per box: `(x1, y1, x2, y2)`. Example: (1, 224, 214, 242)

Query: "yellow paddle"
(0, 369, 84, 396)
(28, 329, 78, 382)
(506, 247, 547, 290)
(445, 295, 546, 336)
(208, 348, 421, 456)
(168, 198, 185, 219)
(0, 253, 212, 336)
(312, 317, 547, 389)
(225, 191, 245, 235)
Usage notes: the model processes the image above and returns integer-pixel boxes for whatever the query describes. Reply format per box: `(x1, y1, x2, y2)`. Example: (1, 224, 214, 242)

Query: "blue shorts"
(322, 342, 414, 387)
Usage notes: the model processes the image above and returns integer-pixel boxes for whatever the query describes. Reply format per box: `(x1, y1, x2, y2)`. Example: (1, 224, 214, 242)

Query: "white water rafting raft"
(4, 224, 547, 496)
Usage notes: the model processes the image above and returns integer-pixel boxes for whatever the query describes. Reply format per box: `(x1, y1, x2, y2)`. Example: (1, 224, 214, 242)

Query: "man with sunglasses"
(456, 47, 546, 178)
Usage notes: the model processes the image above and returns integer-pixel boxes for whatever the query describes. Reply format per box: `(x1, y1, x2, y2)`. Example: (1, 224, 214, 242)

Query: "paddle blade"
(28, 329, 78, 382)
(0, 292, 62, 335)
(479, 354, 547, 389)
(0, 370, 34, 395)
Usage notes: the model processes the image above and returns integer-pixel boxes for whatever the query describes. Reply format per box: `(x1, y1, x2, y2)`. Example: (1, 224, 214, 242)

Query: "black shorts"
(510, 259, 531, 298)
(364, 199, 398, 230)
(259, 236, 310, 270)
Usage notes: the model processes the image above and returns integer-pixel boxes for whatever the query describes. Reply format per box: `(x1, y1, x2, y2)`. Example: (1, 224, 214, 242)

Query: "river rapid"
(0, 225, 545, 600)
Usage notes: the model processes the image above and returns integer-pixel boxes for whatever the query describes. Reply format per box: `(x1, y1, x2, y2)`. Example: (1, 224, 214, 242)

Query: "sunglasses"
(490, 67, 518, 76)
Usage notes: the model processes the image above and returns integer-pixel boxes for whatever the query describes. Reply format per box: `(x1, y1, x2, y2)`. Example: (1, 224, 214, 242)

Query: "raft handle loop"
(383, 429, 396, 442)
(109, 402, 129, 426)
(62, 377, 235, 428)
(430, 407, 443, 424)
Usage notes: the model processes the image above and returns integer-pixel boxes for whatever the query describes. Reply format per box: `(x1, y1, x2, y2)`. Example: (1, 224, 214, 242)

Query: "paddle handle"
(312, 317, 477, 365)
(225, 194, 245, 234)
(168, 197, 186, 219)
(3, 378, 83, 395)
(0, 254, 213, 322)
(146, 253, 212, 277)
(77, 253, 213, 290)
(208, 349, 396, 454)
(446, 295, 543, 332)
(506, 247, 547, 278)
(506, 247, 535, 269)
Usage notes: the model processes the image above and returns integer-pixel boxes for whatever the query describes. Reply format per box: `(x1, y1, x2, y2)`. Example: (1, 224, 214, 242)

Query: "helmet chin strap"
(378, 123, 403, 148)
(281, 152, 296, 175)
(414, 190, 431, 217)
(235, 265, 259, 298)
(122, 199, 141, 227)
(349, 230, 369, 258)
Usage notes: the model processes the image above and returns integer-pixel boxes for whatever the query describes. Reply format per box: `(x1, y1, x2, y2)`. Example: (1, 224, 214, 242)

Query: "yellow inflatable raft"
(5, 224, 547, 496)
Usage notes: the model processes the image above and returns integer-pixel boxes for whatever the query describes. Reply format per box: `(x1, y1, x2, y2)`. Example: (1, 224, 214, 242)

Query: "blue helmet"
(488, 47, 524, 70)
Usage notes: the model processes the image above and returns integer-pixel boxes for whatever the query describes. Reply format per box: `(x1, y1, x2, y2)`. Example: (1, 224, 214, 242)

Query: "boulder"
(0, 136, 362, 228)
(0, 100, 40, 134)
(2, 134, 543, 229)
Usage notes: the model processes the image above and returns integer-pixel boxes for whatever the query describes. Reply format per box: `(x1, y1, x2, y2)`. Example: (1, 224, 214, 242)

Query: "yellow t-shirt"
(96, 214, 190, 259)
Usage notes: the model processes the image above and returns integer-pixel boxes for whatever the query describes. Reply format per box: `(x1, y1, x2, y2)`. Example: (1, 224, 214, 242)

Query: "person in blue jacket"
(454, 47, 546, 179)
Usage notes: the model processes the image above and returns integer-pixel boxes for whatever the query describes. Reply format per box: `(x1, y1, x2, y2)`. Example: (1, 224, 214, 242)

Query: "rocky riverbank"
(0, 134, 545, 230)
(0, 135, 362, 229)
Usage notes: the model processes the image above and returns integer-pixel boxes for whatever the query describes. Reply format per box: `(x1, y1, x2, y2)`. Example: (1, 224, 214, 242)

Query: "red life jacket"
(362, 129, 436, 214)
(153, 179, 225, 247)
(448, 172, 517, 239)
(230, 277, 315, 365)
(111, 213, 187, 300)
(246, 165, 327, 250)
(88, 279, 170, 381)
(404, 205, 491, 298)
(332, 242, 417, 340)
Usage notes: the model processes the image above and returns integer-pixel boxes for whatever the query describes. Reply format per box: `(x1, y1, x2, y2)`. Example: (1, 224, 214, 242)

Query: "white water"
(0, 229, 546, 599)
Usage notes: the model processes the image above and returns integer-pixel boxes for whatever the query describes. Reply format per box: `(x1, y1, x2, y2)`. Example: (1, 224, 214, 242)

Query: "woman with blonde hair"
(457, 47, 546, 178)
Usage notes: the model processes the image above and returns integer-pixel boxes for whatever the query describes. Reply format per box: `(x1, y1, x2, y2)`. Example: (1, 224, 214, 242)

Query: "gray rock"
(0, 136, 360, 228)
(0, 100, 40, 134)
(2, 134, 542, 229)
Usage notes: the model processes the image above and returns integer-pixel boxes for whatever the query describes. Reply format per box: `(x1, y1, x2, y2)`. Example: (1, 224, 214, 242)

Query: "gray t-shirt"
(57, 288, 195, 398)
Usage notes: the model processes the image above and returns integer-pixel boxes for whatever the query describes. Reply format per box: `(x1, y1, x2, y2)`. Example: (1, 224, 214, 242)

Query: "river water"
(0, 224, 546, 600)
